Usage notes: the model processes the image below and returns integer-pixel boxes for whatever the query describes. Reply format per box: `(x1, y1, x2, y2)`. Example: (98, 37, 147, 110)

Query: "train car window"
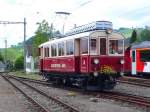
(100, 38, 106, 55)
(44, 48, 46, 57)
(109, 40, 123, 55)
(132, 51, 135, 62)
(41, 47, 43, 57)
(81, 37, 88, 54)
(51, 44, 57, 57)
(140, 50, 150, 62)
(47, 48, 49, 57)
(58, 42, 64, 56)
(66, 40, 74, 55)
(44, 48, 49, 57)
(90, 39, 97, 54)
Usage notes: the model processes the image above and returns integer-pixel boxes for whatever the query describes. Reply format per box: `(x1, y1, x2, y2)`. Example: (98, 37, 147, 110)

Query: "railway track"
(7, 74, 150, 88)
(1, 75, 80, 112)
(117, 76, 150, 87)
(99, 91, 150, 108)
(4, 74, 150, 108)
(1, 75, 49, 112)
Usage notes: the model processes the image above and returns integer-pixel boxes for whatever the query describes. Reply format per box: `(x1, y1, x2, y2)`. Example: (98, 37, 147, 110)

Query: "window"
(90, 39, 97, 54)
(140, 50, 150, 62)
(109, 40, 123, 55)
(44, 48, 49, 57)
(58, 42, 64, 56)
(66, 40, 74, 55)
(40, 48, 43, 57)
(81, 37, 88, 54)
(51, 44, 57, 57)
(132, 51, 135, 62)
(100, 38, 106, 55)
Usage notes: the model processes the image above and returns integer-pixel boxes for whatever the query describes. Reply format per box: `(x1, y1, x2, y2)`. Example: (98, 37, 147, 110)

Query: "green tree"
(32, 20, 53, 57)
(130, 29, 137, 44)
(140, 29, 150, 41)
(0, 52, 4, 62)
(14, 55, 24, 70)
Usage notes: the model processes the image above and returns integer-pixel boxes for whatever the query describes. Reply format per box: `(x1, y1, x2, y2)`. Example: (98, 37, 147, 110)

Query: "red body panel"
(124, 48, 131, 73)
(40, 55, 124, 74)
(41, 56, 80, 73)
(80, 55, 89, 73)
(43, 57, 74, 72)
(136, 50, 144, 72)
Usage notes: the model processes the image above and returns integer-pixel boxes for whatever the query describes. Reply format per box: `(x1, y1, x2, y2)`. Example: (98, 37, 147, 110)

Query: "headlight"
(94, 59, 99, 64)
(93, 72, 98, 77)
(120, 59, 124, 64)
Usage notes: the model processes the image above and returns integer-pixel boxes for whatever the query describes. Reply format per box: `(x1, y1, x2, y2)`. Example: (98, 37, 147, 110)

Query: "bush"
(0, 53, 4, 62)
(14, 55, 24, 70)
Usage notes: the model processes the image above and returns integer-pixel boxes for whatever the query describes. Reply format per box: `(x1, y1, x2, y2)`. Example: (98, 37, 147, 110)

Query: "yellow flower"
(99, 65, 116, 74)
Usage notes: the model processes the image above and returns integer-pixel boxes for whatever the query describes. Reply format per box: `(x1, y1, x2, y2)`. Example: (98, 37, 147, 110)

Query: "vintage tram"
(39, 21, 125, 90)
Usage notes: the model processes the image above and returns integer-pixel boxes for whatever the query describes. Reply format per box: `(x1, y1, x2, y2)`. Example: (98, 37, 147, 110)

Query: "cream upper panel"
(89, 31, 125, 39)
(39, 30, 125, 48)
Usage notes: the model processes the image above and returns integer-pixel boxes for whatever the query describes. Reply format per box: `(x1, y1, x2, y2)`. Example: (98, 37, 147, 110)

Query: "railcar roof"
(132, 41, 150, 49)
(39, 30, 124, 47)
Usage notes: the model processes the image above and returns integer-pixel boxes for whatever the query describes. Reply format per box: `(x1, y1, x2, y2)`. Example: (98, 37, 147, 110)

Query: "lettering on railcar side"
(50, 64, 66, 68)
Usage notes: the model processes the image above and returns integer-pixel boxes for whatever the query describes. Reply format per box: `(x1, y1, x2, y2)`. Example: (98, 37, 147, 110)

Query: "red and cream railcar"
(39, 21, 125, 90)
(131, 41, 150, 75)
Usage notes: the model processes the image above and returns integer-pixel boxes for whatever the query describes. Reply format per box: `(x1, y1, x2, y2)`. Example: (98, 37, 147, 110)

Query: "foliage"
(130, 29, 137, 44)
(118, 27, 133, 38)
(139, 29, 150, 41)
(14, 55, 24, 70)
(5, 60, 14, 71)
(32, 20, 53, 57)
(0, 47, 23, 62)
(10, 71, 41, 80)
(0, 52, 4, 62)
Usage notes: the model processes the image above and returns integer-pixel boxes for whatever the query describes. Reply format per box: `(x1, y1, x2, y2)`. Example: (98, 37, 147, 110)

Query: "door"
(131, 50, 136, 75)
(80, 37, 89, 73)
(74, 39, 80, 72)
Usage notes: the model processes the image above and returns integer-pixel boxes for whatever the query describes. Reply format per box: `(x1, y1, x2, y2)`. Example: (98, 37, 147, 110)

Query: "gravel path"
(0, 75, 39, 112)
(24, 80, 149, 112)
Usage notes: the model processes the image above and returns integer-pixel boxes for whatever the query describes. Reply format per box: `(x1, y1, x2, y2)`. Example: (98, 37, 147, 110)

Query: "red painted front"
(80, 55, 124, 73)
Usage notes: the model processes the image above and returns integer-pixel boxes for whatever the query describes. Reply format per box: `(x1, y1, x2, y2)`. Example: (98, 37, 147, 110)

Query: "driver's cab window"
(109, 39, 123, 55)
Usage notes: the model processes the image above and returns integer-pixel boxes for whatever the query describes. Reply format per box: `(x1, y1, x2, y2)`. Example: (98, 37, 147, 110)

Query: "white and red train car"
(130, 41, 150, 75)
(39, 21, 125, 90)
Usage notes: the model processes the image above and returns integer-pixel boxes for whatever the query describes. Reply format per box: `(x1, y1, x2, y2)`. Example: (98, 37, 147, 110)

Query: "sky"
(0, 0, 150, 48)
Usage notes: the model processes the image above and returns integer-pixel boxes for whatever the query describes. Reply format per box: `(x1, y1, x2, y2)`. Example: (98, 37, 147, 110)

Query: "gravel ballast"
(0, 75, 42, 112)
(24, 80, 149, 112)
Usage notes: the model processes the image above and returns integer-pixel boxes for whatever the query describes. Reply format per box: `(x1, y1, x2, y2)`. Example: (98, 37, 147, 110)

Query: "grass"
(9, 71, 42, 80)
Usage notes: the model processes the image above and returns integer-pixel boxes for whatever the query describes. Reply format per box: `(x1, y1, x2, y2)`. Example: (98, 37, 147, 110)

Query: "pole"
(5, 39, 7, 63)
(24, 18, 26, 72)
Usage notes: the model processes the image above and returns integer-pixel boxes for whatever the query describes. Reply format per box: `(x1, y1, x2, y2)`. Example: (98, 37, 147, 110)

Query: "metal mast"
(55, 12, 71, 34)
(0, 18, 27, 72)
